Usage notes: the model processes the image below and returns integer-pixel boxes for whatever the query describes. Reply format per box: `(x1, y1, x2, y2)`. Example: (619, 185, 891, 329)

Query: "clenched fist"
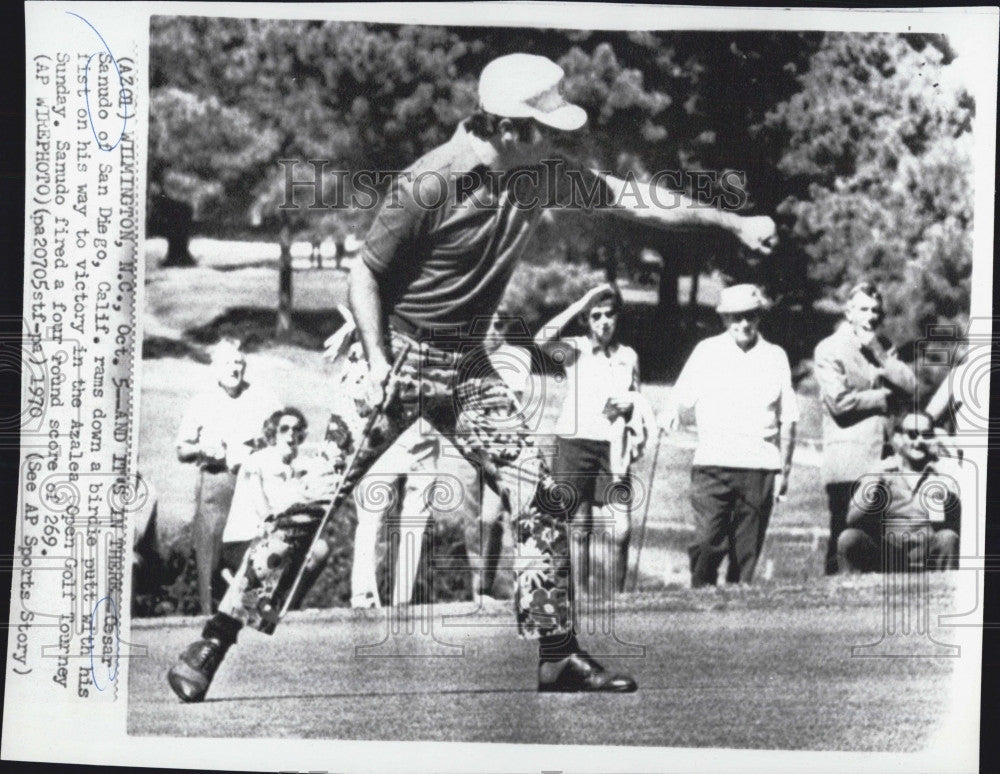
(736, 215, 778, 255)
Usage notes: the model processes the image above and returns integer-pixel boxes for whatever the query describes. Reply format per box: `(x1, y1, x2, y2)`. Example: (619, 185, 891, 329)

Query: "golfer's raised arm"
(598, 171, 778, 255)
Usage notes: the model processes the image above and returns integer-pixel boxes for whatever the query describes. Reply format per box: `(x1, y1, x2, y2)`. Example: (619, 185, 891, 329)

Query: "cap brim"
(530, 103, 587, 131)
(717, 303, 767, 315)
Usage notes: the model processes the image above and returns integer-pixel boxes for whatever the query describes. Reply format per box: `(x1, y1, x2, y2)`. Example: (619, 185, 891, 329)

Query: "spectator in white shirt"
(175, 338, 281, 613)
(665, 284, 798, 587)
(536, 284, 647, 597)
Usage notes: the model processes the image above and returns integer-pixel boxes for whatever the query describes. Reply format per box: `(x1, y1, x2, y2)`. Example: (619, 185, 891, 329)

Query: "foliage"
(764, 33, 974, 344)
(148, 20, 975, 353)
(500, 259, 607, 333)
(150, 18, 477, 238)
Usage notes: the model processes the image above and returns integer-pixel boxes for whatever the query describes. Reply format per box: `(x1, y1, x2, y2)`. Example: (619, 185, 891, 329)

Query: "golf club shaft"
(279, 341, 412, 617)
(629, 426, 665, 593)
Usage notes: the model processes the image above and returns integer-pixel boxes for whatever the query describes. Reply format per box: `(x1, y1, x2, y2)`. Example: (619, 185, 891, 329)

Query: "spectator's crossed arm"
(813, 343, 890, 417)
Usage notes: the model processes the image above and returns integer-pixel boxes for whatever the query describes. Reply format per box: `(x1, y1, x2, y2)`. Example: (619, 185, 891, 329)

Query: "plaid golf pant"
(333, 329, 571, 637)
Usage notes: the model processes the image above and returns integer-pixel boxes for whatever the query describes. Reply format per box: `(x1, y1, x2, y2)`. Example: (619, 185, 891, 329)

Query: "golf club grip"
(278, 341, 413, 618)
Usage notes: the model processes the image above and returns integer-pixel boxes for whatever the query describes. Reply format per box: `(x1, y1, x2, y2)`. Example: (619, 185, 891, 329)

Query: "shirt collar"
(453, 120, 496, 171)
(722, 332, 764, 354)
(838, 322, 878, 350)
(586, 337, 619, 356)
(882, 456, 936, 490)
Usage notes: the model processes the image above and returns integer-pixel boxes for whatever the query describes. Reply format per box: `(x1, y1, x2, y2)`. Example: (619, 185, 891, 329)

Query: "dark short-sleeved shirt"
(361, 122, 612, 335)
(845, 460, 961, 537)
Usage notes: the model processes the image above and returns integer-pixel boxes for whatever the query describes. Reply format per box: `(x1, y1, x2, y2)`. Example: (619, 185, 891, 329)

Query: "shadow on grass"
(211, 261, 350, 273)
(144, 292, 850, 395)
(142, 336, 212, 363)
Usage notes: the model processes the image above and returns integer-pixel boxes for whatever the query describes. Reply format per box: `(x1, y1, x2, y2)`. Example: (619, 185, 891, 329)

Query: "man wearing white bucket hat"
(169, 53, 777, 701)
(666, 284, 798, 587)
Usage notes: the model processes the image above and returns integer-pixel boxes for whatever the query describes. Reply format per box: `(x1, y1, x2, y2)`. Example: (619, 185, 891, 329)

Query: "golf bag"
(217, 500, 329, 634)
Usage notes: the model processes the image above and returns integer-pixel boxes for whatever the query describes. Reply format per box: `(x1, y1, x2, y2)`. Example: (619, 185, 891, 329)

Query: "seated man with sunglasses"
(666, 284, 798, 587)
(837, 412, 960, 573)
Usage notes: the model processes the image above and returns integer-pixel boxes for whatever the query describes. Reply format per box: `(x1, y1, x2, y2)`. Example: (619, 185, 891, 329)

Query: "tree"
(764, 33, 974, 345)
(150, 18, 478, 337)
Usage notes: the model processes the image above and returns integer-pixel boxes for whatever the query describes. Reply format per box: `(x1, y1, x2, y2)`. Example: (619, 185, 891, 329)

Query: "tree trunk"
(277, 217, 293, 338)
(654, 249, 680, 328)
(152, 195, 195, 267)
(687, 269, 701, 325)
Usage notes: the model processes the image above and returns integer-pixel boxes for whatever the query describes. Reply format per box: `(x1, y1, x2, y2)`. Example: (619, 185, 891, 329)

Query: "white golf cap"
(210, 337, 245, 363)
(716, 284, 769, 315)
(478, 53, 587, 132)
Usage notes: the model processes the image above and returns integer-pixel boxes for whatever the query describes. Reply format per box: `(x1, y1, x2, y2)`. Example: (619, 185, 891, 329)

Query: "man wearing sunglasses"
(814, 282, 916, 575)
(837, 412, 960, 573)
(667, 284, 798, 587)
(168, 52, 777, 701)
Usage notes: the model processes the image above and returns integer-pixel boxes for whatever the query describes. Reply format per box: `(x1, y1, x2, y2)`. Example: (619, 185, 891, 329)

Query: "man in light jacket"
(813, 281, 916, 575)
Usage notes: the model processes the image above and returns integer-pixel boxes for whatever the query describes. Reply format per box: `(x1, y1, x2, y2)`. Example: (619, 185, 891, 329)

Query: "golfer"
(168, 52, 776, 701)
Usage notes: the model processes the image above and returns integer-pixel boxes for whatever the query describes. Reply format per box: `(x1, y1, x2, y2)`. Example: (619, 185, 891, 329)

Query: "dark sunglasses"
(729, 311, 761, 323)
(903, 428, 934, 441)
(589, 309, 617, 321)
(278, 423, 304, 436)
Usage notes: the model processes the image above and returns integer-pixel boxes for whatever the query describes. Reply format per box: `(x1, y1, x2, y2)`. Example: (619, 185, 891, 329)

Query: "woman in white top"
(536, 284, 642, 597)
(220, 407, 332, 609)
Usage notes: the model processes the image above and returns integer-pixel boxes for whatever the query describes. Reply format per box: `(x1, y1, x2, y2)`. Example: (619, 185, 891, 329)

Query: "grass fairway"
(128, 576, 957, 750)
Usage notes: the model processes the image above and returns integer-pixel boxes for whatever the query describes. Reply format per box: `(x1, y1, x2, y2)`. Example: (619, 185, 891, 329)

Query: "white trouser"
(350, 424, 440, 606)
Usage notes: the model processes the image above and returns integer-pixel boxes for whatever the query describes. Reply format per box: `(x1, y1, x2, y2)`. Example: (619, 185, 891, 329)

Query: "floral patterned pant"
(330, 330, 571, 637)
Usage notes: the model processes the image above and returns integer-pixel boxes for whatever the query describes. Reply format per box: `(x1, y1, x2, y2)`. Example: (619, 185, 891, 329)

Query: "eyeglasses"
(729, 312, 761, 323)
(589, 310, 617, 321)
(278, 423, 304, 436)
(903, 428, 934, 441)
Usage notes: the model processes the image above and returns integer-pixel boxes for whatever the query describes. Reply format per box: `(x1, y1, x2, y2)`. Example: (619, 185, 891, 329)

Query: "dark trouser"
(194, 469, 237, 614)
(837, 527, 959, 573)
(551, 436, 632, 595)
(825, 482, 858, 575)
(688, 466, 776, 588)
